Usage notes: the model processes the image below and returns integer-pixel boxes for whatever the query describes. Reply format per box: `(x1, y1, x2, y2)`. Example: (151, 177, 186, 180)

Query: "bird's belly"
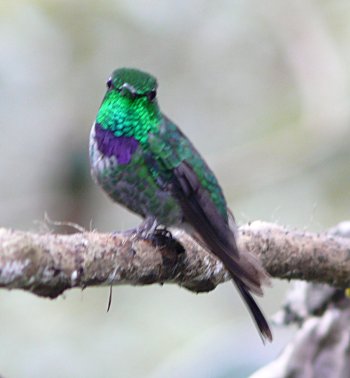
(90, 132, 183, 226)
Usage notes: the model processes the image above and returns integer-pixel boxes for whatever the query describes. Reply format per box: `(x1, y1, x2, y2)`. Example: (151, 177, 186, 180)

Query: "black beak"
(119, 83, 137, 99)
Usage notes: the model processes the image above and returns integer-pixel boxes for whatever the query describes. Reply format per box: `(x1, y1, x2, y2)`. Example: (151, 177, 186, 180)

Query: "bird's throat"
(94, 123, 139, 165)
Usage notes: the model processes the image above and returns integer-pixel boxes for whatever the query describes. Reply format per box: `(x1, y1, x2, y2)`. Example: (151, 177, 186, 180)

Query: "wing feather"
(172, 162, 272, 342)
(147, 118, 272, 342)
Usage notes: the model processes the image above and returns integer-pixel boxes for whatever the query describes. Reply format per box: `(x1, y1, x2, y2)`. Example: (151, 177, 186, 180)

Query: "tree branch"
(0, 221, 349, 299)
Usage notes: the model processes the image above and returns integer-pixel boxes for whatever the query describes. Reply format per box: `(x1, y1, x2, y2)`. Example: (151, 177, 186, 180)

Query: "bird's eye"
(147, 89, 157, 102)
(106, 77, 113, 89)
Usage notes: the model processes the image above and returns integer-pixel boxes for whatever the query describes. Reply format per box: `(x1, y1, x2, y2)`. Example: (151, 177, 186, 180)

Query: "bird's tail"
(191, 223, 273, 342)
(233, 276, 273, 343)
(227, 210, 272, 342)
(188, 219, 272, 342)
(219, 241, 273, 342)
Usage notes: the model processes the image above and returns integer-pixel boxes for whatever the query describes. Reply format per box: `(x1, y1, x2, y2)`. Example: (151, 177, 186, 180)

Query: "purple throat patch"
(95, 123, 139, 165)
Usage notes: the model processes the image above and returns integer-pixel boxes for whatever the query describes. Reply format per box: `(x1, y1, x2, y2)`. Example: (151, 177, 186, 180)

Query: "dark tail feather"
(234, 278, 273, 343)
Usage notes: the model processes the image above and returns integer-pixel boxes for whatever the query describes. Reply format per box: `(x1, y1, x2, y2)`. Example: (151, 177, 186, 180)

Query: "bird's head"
(95, 68, 161, 143)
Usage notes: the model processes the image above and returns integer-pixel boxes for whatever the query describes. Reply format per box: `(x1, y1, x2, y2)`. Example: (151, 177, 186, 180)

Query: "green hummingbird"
(89, 68, 272, 342)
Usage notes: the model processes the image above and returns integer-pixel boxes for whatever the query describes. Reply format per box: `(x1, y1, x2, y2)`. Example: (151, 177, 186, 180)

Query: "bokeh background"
(1, 1, 350, 377)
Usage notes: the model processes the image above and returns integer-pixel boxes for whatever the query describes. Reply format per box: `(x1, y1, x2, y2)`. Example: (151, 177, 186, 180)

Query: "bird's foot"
(124, 217, 159, 239)
(150, 227, 185, 281)
(153, 225, 173, 239)
(137, 217, 159, 239)
(125, 218, 185, 254)
(151, 227, 185, 254)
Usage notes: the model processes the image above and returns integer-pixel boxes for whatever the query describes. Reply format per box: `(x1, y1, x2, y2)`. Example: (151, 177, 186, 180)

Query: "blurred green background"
(1, 1, 350, 377)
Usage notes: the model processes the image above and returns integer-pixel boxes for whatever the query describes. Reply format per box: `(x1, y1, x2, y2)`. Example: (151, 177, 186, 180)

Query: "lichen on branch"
(0, 221, 349, 299)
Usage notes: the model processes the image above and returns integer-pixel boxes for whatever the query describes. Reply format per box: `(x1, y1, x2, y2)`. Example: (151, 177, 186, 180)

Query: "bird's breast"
(94, 123, 139, 165)
(89, 123, 183, 225)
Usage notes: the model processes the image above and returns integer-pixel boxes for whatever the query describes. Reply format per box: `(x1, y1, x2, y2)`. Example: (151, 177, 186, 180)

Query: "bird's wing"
(147, 116, 261, 291)
(147, 116, 272, 342)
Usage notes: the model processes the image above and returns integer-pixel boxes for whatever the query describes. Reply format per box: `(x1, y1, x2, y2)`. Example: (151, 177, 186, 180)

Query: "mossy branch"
(0, 221, 349, 298)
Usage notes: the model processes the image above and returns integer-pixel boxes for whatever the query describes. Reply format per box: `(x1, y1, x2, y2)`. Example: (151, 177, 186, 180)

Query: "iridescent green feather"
(90, 67, 272, 342)
(147, 117, 228, 220)
(95, 67, 228, 220)
(111, 68, 157, 95)
(96, 91, 160, 143)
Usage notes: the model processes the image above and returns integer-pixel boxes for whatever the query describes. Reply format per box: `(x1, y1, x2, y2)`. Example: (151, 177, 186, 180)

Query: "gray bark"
(0, 221, 349, 298)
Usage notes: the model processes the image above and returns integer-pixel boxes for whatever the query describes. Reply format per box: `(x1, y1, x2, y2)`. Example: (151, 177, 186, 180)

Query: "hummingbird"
(89, 68, 272, 342)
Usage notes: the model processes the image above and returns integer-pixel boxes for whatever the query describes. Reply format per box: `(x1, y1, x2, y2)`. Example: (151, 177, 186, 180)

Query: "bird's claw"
(151, 227, 185, 254)
(124, 219, 184, 253)
(153, 226, 173, 239)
